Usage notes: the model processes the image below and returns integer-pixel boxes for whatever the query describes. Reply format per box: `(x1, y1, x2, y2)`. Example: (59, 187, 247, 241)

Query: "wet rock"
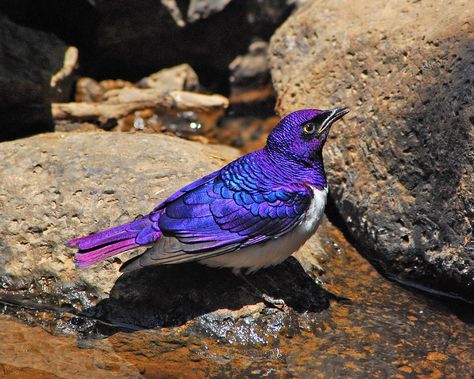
(0, 15, 77, 141)
(269, 0, 474, 301)
(0, 316, 142, 378)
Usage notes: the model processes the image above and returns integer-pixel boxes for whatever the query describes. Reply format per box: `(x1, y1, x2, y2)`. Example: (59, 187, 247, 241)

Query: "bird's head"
(266, 108, 349, 165)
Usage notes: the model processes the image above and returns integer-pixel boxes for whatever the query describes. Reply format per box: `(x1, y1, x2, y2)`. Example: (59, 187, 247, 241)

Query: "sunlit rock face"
(269, 0, 474, 301)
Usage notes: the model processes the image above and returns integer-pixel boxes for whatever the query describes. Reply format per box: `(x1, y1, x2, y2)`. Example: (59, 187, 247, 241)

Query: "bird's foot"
(260, 293, 287, 311)
(237, 273, 287, 311)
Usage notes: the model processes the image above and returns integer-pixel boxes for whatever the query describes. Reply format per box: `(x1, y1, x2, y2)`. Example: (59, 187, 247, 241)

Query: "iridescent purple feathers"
(67, 108, 348, 271)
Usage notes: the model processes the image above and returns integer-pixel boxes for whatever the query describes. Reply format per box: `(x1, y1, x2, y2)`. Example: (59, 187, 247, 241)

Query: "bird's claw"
(261, 293, 287, 311)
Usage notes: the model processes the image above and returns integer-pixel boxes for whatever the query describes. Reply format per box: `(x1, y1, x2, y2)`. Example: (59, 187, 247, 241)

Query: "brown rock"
(53, 90, 229, 134)
(269, 0, 474, 301)
(0, 132, 238, 298)
(74, 77, 105, 103)
(2, 218, 474, 377)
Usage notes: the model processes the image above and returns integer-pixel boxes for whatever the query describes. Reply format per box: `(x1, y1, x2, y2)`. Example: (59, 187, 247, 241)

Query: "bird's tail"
(67, 217, 159, 268)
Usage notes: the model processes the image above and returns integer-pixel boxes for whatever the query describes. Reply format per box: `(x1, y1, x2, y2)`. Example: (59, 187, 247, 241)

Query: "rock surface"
(229, 40, 273, 105)
(0, 15, 77, 141)
(0, 133, 237, 298)
(269, 0, 474, 301)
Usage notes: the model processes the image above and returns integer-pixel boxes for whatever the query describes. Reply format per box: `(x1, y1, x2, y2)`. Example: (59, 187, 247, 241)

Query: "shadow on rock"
(79, 257, 332, 335)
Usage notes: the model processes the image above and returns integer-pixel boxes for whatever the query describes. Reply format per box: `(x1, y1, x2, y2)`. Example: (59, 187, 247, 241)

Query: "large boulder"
(0, 133, 238, 298)
(0, 15, 77, 141)
(269, 0, 474, 301)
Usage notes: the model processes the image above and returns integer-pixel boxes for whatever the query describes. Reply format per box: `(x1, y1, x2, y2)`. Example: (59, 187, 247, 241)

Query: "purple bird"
(67, 108, 349, 274)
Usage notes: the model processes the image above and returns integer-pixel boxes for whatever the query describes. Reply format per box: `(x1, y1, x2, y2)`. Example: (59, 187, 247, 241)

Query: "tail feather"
(74, 238, 138, 268)
(68, 216, 160, 268)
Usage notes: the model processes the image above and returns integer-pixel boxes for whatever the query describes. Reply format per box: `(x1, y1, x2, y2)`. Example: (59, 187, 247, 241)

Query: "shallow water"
(1, 220, 473, 378)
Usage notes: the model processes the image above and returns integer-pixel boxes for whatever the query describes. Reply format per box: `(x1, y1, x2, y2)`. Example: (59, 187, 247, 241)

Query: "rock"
(219, 41, 277, 153)
(0, 15, 77, 141)
(0, 0, 297, 89)
(84, 0, 296, 85)
(186, 0, 232, 23)
(137, 64, 199, 92)
(0, 133, 239, 298)
(75, 77, 134, 103)
(269, 0, 474, 301)
(229, 40, 273, 105)
(49, 46, 79, 102)
(58, 64, 226, 135)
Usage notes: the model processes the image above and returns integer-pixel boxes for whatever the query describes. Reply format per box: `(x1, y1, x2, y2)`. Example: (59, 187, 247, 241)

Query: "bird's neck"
(262, 148, 327, 190)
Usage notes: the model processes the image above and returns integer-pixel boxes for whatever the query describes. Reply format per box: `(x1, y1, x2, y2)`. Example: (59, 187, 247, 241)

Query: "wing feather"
(122, 152, 313, 272)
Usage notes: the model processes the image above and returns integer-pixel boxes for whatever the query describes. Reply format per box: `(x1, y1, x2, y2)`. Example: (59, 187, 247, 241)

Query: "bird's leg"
(236, 272, 287, 311)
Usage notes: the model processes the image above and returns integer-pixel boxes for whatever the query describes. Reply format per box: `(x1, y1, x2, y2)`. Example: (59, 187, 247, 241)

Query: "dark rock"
(269, 0, 474, 301)
(0, 15, 77, 141)
(0, 0, 296, 91)
(0, 131, 472, 373)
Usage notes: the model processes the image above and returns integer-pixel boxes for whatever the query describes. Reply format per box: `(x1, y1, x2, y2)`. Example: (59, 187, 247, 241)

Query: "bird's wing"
(120, 154, 312, 271)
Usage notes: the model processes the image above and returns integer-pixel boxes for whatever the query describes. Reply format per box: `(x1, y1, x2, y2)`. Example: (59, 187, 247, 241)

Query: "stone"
(1, 134, 474, 374)
(58, 64, 226, 135)
(229, 40, 273, 105)
(0, 15, 77, 141)
(74, 77, 134, 103)
(0, 133, 239, 298)
(137, 64, 199, 92)
(269, 0, 474, 301)
(2, 213, 474, 377)
(186, 0, 232, 23)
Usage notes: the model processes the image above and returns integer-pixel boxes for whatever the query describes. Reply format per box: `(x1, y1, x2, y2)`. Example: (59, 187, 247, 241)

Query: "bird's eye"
(303, 122, 316, 134)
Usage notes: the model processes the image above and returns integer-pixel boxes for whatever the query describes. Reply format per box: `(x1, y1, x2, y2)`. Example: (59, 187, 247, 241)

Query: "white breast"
(201, 186, 328, 273)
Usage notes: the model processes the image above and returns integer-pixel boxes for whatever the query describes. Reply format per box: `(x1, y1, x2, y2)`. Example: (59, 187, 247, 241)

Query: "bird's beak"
(318, 107, 350, 134)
